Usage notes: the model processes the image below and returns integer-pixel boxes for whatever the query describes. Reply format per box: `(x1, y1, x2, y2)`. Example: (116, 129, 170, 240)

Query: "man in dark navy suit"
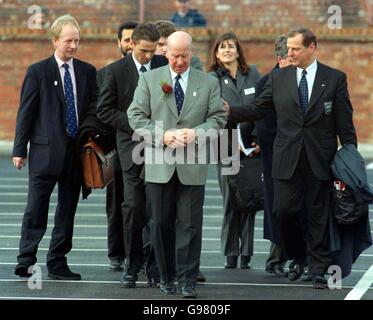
(97, 23, 168, 288)
(226, 28, 357, 289)
(12, 15, 98, 280)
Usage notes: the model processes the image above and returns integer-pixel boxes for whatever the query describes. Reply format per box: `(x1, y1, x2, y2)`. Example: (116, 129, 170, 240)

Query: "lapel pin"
(54, 81, 58, 86)
(193, 91, 197, 97)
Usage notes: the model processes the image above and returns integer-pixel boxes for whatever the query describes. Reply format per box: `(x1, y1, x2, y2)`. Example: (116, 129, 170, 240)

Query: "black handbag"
(332, 182, 368, 225)
(227, 155, 264, 213)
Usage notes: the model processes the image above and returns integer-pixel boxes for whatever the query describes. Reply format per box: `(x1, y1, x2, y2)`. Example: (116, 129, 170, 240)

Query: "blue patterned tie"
(174, 74, 184, 115)
(298, 69, 308, 115)
(63, 64, 78, 138)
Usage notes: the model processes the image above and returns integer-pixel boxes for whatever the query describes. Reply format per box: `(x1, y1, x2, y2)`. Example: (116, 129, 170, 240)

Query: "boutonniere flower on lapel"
(160, 81, 173, 98)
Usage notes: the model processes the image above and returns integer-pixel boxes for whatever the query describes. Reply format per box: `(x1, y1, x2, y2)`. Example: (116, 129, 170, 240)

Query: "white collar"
(169, 67, 191, 81)
(132, 52, 151, 73)
(297, 58, 317, 75)
(54, 52, 74, 69)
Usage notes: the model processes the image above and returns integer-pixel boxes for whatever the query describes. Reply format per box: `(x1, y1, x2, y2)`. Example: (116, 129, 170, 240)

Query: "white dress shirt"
(296, 58, 318, 101)
(132, 53, 151, 74)
(169, 67, 190, 94)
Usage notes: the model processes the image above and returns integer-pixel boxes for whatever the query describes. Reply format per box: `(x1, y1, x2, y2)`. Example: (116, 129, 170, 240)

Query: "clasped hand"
(163, 129, 196, 149)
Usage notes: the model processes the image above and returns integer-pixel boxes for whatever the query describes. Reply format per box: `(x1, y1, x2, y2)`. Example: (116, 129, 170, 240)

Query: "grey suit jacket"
(128, 66, 227, 185)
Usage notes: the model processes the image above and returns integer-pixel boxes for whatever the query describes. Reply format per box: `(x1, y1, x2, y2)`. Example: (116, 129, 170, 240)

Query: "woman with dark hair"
(209, 32, 261, 269)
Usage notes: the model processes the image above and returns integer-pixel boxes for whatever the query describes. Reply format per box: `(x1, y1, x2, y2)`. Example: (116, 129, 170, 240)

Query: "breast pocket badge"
(324, 101, 333, 115)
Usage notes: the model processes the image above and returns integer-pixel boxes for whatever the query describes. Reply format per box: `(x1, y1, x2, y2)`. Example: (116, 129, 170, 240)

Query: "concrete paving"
(0, 156, 372, 306)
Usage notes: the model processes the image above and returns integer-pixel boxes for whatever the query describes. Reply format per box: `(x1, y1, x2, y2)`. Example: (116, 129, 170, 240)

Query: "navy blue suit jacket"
(13, 55, 98, 175)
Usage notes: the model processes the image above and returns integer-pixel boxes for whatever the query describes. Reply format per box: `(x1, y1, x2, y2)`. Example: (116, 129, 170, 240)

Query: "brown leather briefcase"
(81, 138, 115, 189)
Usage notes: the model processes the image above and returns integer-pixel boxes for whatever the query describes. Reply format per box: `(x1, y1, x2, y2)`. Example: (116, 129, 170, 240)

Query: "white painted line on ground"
(344, 264, 373, 300)
(2, 248, 372, 257)
(0, 202, 107, 207)
(0, 224, 262, 231)
(0, 235, 107, 240)
(0, 248, 269, 254)
(0, 262, 368, 273)
(0, 192, 223, 199)
(0, 185, 29, 189)
(0, 177, 220, 184)
(0, 212, 227, 218)
(0, 213, 108, 217)
(0, 235, 268, 242)
(0, 203, 225, 210)
(0, 279, 361, 292)
(0, 178, 28, 181)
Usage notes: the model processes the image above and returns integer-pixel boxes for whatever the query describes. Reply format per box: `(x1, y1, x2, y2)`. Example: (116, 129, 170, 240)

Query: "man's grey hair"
(274, 35, 288, 59)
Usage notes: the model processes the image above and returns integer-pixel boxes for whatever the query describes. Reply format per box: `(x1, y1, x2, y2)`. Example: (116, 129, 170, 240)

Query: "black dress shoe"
(48, 265, 81, 280)
(160, 281, 176, 295)
(180, 283, 197, 298)
(265, 264, 275, 274)
(197, 271, 206, 283)
(240, 256, 252, 269)
(147, 277, 160, 288)
(300, 266, 312, 281)
(273, 264, 287, 277)
(120, 273, 137, 288)
(287, 263, 304, 281)
(312, 274, 328, 289)
(109, 259, 124, 271)
(15, 264, 32, 278)
(224, 256, 238, 269)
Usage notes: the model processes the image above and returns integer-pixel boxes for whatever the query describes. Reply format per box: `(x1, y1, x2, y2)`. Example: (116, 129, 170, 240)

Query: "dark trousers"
(121, 162, 147, 276)
(106, 169, 125, 261)
(217, 164, 256, 257)
(17, 143, 81, 269)
(273, 149, 332, 274)
(265, 243, 287, 267)
(146, 173, 205, 286)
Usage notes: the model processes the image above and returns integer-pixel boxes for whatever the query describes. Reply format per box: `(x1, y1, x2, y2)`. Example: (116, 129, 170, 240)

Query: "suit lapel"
(180, 68, 201, 118)
(49, 56, 65, 106)
(128, 55, 140, 87)
(73, 59, 86, 118)
(287, 66, 301, 107)
(308, 62, 328, 112)
(236, 71, 246, 97)
(220, 74, 241, 100)
(284, 66, 305, 121)
(161, 67, 179, 119)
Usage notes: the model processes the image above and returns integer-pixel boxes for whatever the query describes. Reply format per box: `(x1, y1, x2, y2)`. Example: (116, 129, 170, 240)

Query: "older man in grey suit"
(128, 31, 226, 298)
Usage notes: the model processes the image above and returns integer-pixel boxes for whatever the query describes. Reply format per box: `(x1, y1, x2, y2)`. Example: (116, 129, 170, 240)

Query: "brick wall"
(1, 0, 373, 142)
(0, 0, 370, 28)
